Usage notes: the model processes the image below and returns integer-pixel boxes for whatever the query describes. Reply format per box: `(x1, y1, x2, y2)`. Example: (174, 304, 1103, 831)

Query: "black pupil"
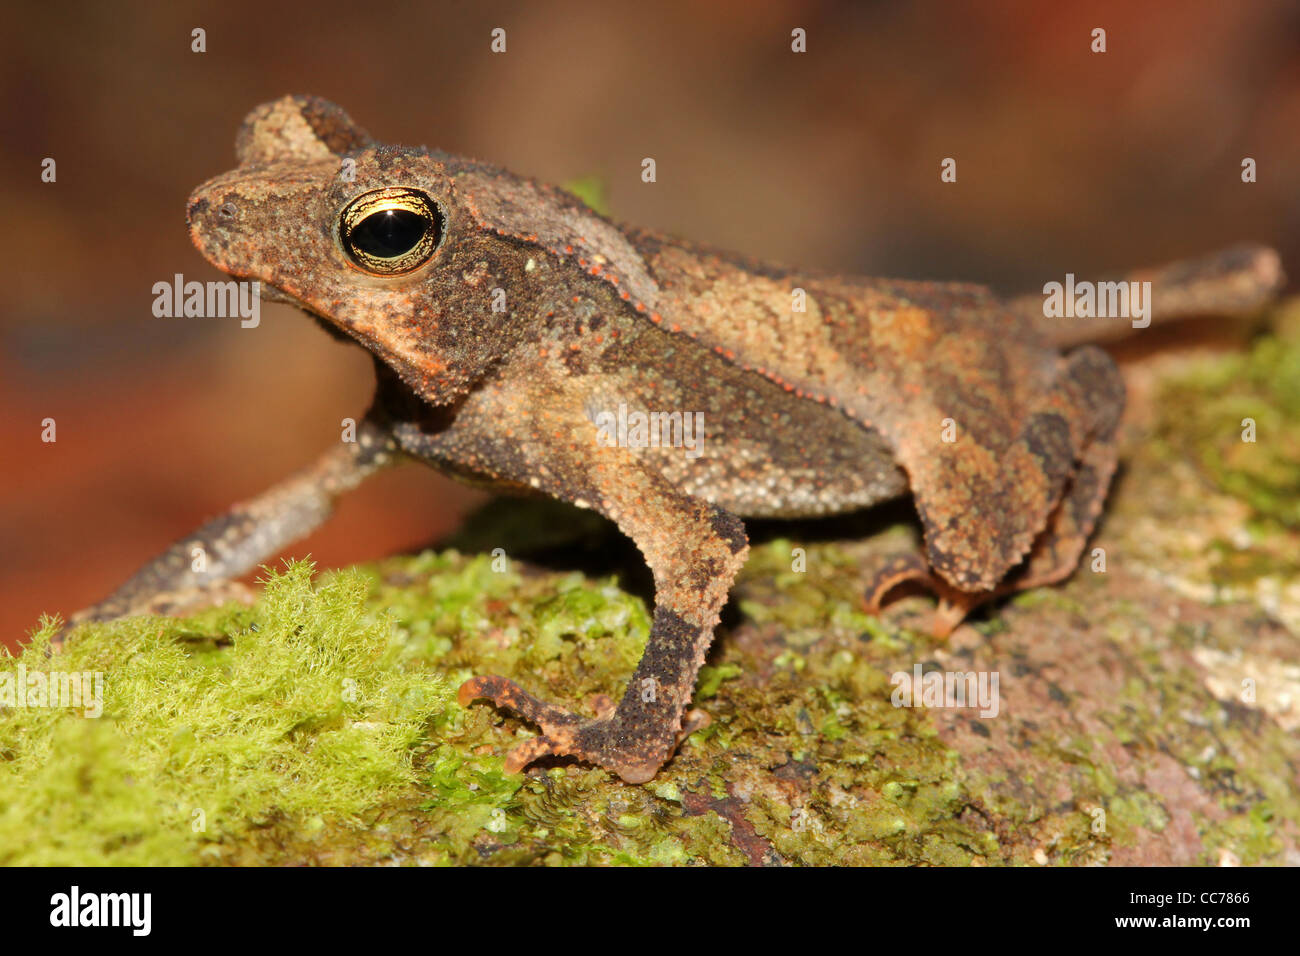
(351, 208, 429, 258)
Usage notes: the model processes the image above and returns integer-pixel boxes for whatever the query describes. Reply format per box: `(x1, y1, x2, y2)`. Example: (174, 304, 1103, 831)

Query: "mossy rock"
(6, 306, 1299, 866)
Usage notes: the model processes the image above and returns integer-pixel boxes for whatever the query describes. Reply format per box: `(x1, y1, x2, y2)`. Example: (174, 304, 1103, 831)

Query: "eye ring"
(339, 187, 443, 276)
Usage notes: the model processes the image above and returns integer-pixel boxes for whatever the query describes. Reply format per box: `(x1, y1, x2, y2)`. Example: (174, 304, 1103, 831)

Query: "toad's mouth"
(245, 282, 353, 345)
(246, 282, 299, 307)
(206, 270, 355, 351)
(248, 280, 446, 394)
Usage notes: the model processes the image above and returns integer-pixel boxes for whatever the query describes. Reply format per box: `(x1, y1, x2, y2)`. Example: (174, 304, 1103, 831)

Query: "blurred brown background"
(3, 0, 1298, 648)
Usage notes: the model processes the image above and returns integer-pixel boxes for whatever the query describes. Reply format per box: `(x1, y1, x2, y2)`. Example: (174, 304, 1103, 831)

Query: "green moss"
(561, 175, 611, 217)
(1155, 307, 1300, 530)
(739, 538, 909, 647)
(6, 540, 998, 865)
(1, 563, 447, 865)
(10, 526, 1296, 864)
(1089, 644, 1299, 865)
(1199, 801, 1283, 866)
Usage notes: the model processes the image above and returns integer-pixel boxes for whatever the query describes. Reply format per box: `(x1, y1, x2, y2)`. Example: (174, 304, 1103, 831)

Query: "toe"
(503, 735, 567, 774)
(458, 675, 581, 730)
(459, 677, 678, 781)
(676, 707, 711, 743)
(864, 553, 934, 612)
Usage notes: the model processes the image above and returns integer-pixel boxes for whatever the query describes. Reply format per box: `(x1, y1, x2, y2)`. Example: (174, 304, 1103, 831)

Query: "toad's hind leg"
(865, 345, 1123, 635)
(1002, 418, 1119, 594)
(1005, 346, 1123, 592)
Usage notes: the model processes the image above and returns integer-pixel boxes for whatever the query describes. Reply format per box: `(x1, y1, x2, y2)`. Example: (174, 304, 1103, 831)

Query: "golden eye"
(339, 188, 443, 276)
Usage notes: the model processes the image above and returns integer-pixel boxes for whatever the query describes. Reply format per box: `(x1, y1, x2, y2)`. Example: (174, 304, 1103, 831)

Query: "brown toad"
(78, 96, 1283, 782)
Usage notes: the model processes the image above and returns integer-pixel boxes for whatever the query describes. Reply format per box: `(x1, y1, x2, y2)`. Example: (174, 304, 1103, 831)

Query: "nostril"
(217, 202, 238, 221)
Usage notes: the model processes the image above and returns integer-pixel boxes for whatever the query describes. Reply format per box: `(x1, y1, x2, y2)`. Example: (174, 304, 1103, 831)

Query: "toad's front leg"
(67, 413, 399, 630)
(406, 404, 749, 784)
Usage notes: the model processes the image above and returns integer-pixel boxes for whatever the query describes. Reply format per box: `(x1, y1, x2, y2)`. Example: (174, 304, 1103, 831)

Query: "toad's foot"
(864, 553, 989, 638)
(459, 675, 710, 784)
